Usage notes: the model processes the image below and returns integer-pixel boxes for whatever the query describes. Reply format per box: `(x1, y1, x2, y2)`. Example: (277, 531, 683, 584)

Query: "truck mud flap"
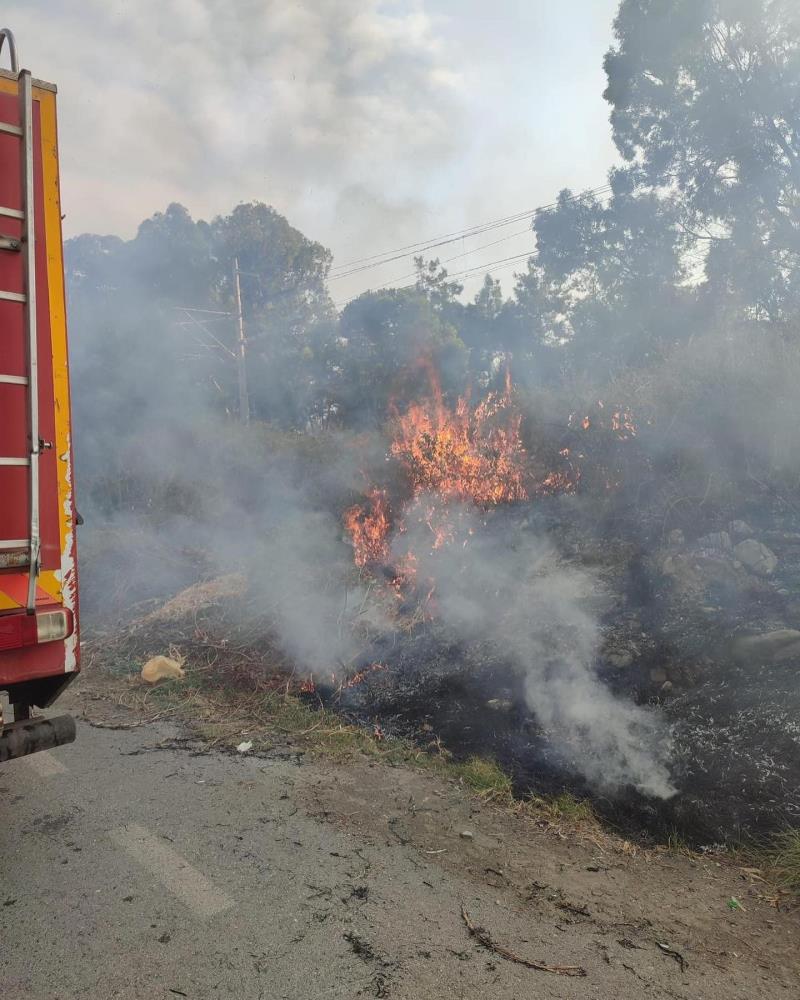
(0, 714, 76, 762)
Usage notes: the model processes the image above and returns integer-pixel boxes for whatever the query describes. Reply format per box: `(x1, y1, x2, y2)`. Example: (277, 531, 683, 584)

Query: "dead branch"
(460, 905, 586, 977)
(656, 942, 687, 973)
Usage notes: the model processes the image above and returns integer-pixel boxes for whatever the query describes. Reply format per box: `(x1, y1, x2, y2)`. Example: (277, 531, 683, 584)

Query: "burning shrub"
(338, 361, 674, 799)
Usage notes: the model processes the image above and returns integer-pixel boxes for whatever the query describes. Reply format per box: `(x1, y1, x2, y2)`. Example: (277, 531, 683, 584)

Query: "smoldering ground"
(386, 499, 675, 799)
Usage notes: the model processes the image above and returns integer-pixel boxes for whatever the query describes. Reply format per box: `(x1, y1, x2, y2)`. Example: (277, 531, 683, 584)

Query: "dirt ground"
(298, 763, 800, 998)
(38, 667, 799, 1000)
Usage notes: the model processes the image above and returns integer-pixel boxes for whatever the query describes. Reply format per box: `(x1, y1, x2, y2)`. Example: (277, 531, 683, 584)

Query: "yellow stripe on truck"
(0, 592, 21, 612)
(38, 83, 74, 602)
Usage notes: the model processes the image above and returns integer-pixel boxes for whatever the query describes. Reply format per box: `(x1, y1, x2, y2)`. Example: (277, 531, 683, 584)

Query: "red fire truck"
(0, 30, 78, 761)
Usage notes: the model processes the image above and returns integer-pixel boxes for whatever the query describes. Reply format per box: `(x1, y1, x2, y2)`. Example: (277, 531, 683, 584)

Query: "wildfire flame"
(344, 364, 637, 584)
(345, 364, 529, 571)
(300, 662, 386, 695)
(389, 365, 528, 506)
(343, 488, 391, 568)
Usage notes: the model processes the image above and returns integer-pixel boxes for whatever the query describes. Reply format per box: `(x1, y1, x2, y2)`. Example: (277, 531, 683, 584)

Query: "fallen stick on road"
(460, 905, 587, 977)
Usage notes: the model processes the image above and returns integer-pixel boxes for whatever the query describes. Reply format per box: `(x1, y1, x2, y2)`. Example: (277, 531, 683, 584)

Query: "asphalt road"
(2, 715, 799, 1000)
(0, 721, 378, 1000)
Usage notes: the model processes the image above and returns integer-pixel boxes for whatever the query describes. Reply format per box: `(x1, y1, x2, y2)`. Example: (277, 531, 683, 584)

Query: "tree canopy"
(67, 1, 800, 480)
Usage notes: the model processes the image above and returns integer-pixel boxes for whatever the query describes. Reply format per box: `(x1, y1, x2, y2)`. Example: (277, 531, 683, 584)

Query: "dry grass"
(87, 651, 607, 845)
(767, 830, 800, 896)
(526, 791, 597, 826)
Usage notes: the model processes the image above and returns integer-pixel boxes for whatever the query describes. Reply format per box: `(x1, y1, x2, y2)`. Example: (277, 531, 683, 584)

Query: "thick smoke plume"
(396, 500, 675, 798)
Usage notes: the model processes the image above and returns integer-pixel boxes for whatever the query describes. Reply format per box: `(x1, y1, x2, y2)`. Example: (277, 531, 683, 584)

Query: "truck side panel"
(0, 74, 78, 691)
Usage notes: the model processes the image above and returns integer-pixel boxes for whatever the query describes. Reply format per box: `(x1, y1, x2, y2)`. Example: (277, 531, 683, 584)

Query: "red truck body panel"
(0, 70, 78, 696)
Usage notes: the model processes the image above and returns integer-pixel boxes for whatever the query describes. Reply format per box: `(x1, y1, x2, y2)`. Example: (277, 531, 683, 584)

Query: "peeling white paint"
(60, 432, 77, 673)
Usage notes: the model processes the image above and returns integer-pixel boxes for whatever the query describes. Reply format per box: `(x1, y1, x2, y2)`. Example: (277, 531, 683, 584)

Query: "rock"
(696, 531, 732, 552)
(662, 552, 747, 599)
(733, 539, 778, 576)
(660, 680, 674, 694)
(459, 830, 474, 840)
(605, 650, 634, 669)
(661, 554, 690, 580)
(732, 629, 800, 663)
(729, 520, 754, 539)
(650, 667, 668, 684)
(667, 529, 685, 548)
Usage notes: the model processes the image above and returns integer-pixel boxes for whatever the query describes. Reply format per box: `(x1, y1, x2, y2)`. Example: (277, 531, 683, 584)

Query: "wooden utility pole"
(232, 257, 250, 425)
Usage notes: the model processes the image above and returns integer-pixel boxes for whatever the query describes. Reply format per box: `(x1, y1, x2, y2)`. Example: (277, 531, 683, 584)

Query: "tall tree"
(337, 283, 467, 427)
(604, 0, 800, 321)
(530, 183, 691, 375)
(209, 203, 336, 425)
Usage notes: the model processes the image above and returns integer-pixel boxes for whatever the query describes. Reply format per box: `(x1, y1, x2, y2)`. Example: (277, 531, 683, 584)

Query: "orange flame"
(345, 366, 530, 571)
(390, 363, 528, 506)
(343, 363, 637, 581)
(344, 488, 391, 568)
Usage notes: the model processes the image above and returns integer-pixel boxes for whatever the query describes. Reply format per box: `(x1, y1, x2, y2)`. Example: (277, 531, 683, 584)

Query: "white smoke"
(396, 499, 675, 798)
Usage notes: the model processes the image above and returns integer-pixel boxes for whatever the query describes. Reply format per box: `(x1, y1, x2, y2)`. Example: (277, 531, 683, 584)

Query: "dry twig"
(460, 905, 586, 977)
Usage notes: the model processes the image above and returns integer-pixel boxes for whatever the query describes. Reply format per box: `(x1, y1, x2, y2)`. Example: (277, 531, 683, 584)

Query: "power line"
(328, 184, 611, 277)
(371, 239, 538, 294)
(329, 208, 536, 272)
(328, 211, 536, 279)
(333, 248, 542, 309)
(329, 224, 535, 284)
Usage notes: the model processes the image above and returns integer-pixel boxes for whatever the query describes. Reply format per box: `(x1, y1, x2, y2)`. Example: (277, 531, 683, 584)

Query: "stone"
(732, 629, 800, 663)
(729, 520, 754, 539)
(733, 539, 778, 576)
(605, 650, 634, 669)
(660, 681, 674, 694)
(459, 830, 474, 840)
(662, 552, 746, 599)
(667, 529, 685, 548)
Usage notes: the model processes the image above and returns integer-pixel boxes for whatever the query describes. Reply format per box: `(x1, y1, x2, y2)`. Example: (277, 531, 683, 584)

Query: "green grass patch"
(767, 829, 800, 895)
(665, 829, 693, 857)
(103, 655, 144, 679)
(528, 791, 597, 824)
(451, 755, 514, 798)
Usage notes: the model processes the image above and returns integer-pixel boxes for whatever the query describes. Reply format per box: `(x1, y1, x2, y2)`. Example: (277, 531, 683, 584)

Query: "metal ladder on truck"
(0, 28, 42, 613)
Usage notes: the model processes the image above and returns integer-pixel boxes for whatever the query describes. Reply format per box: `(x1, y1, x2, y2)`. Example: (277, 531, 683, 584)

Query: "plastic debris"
(140, 655, 185, 684)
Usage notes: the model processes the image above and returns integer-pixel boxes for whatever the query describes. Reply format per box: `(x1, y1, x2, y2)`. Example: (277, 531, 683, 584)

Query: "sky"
(5, 0, 621, 303)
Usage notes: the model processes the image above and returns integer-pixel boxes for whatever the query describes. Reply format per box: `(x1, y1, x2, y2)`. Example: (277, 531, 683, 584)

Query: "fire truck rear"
(0, 30, 78, 761)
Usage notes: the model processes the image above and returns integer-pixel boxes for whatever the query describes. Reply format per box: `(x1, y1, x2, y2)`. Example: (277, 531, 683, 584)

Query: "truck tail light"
(0, 608, 74, 651)
(36, 610, 72, 643)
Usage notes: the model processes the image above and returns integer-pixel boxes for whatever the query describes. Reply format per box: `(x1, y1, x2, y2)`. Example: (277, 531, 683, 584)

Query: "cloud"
(7, 0, 462, 238)
(5, 1, 622, 302)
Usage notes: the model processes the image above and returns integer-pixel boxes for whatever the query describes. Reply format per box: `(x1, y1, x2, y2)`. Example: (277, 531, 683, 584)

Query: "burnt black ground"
(331, 621, 800, 845)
